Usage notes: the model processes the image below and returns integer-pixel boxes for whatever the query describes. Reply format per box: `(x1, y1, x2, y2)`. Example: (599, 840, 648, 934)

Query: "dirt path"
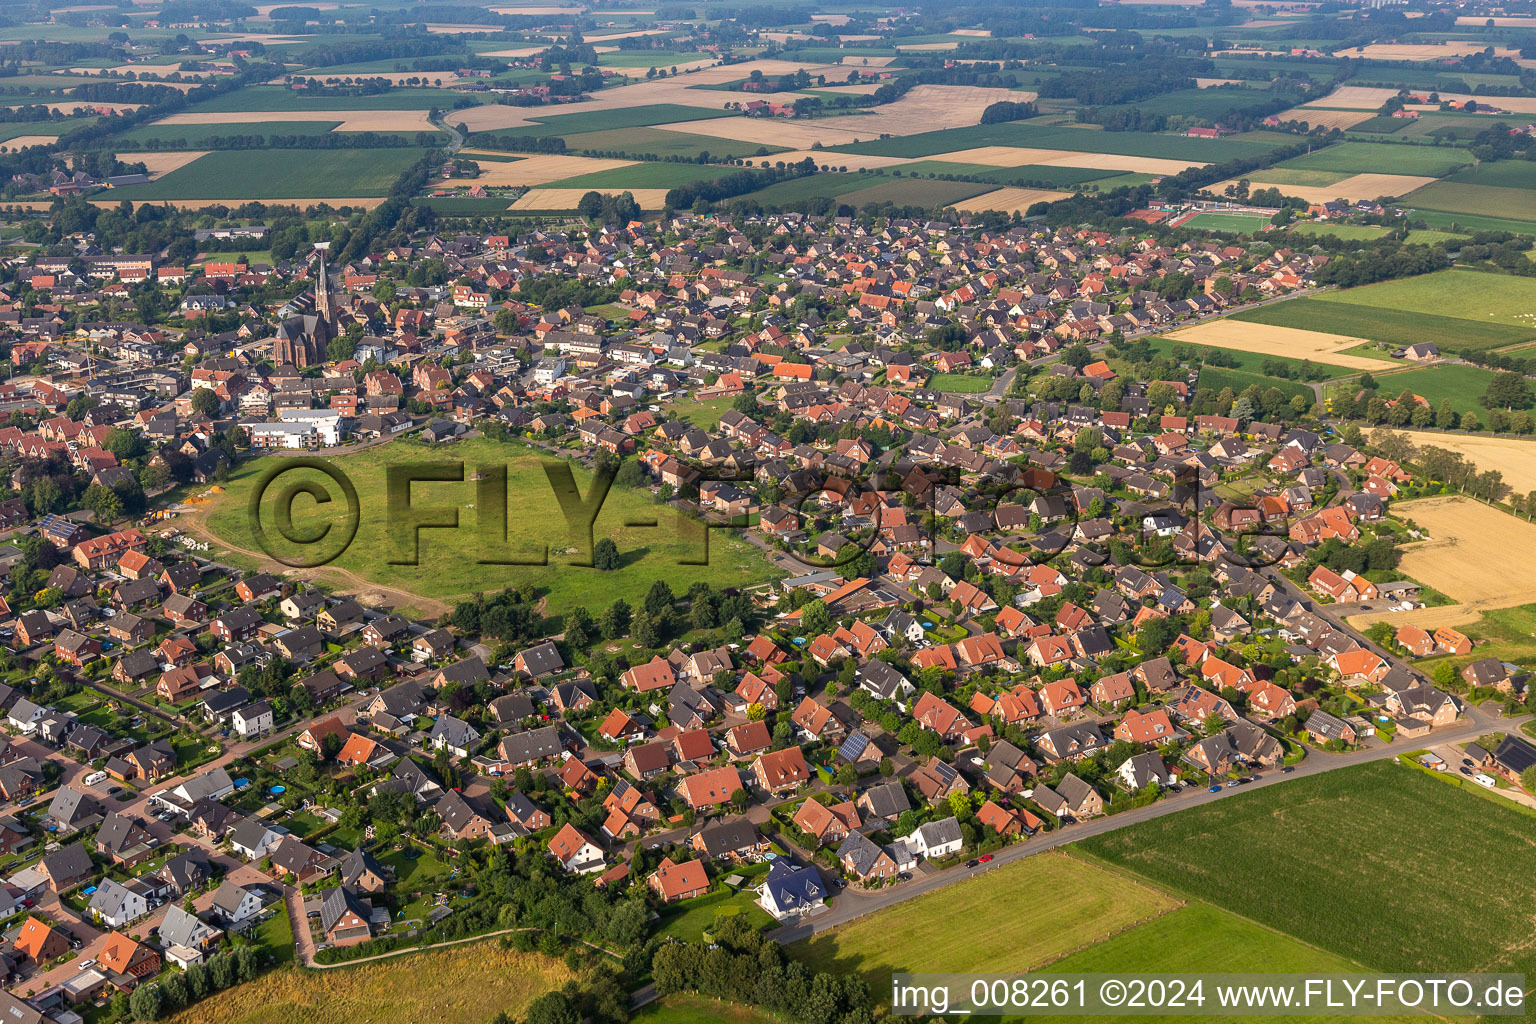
(173, 504, 454, 618)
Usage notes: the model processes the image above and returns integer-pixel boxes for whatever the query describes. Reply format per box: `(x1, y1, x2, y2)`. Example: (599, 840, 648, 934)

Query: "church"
(273, 252, 335, 367)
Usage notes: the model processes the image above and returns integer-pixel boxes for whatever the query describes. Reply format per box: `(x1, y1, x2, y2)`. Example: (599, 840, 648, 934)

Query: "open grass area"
(200, 437, 778, 619)
(632, 995, 784, 1024)
(1079, 761, 1536, 974)
(928, 373, 994, 393)
(1231, 294, 1536, 351)
(1287, 221, 1390, 240)
(1402, 180, 1536, 223)
(164, 945, 569, 1024)
(105, 148, 431, 200)
(1444, 159, 1536, 190)
(667, 395, 737, 429)
(657, 885, 776, 943)
(794, 853, 1179, 993)
(1197, 366, 1315, 401)
(1318, 268, 1536, 328)
(1276, 140, 1473, 177)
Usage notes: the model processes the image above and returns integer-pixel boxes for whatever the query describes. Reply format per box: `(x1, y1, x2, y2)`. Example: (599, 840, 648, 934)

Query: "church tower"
(313, 250, 333, 325)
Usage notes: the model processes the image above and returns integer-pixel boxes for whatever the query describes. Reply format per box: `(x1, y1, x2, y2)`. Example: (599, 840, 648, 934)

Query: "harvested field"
(1305, 85, 1536, 115)
(928, 145, 1204, 176)
(1211, 172, 1438, 204)
(1347, 496, 1536, 632)
(510, 187, 670, 209)
(447, 153, 635, 186)
(952, 187, 1072, 213)
(291, 72, 468, 86)
(0, 135, 56, 150)
(1335, 42, 1523, 62)
(1386, 431, 1536, 496)
(116, 150, 209, 176)
(768, 149, 910, 169)
(478, 46, 547, 58)
(1163, 319, 1386, 370)
(1456, 15, 1536, 24)
(153, 109, 437, 132)
(2, 101, 140, 115)
(1273, 106, 1374, 130)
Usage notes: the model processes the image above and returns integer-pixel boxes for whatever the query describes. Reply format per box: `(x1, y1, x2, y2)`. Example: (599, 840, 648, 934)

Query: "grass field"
(547, 161, 739, 189)
(1081, 761, 1536, 974)
(1276, 141, 1473, 177)
(837, 177, 994, 208)
(478, 104, 728, 138)
(1181, 211, 1273, 233)
(928, 373, 994, 393)
(186, 85, 471, 112)
(741, 172, 883, 205)
(1198, 366, 1314, 402)
(1316, 268, 1536, 329)
(1357, 364, 1498, 415)
(164, 945, 569, 1024)
(564, 126, 788, 160)
(200, 437, 777, 618)
(831, 122, 1286, 162)
(1287, 222, 1389, 240)
(795, 853, 1180, 992)
(1402, 180, 1536, 223)
(1445, 159, 1536, 190)
(105, 148, 430, 200)
(668, 395, 737, 429)
(110, 121, 413, 147)
(632, 996, 782, 1024)
(1231, 296, 1536, 351)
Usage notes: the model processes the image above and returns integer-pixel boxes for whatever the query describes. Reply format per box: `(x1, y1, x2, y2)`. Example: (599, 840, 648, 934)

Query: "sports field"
(1162, 320, 1386, 371)
(199, 437, 776, 618)
(1179, 210, 1273, 233)
(1348, 496, 1536, 632)
(1080, 761, 1536, 974)
(1231, 296, 1536, 351)
(104, 149, 431, 200)
(794, 853, 1180, 992)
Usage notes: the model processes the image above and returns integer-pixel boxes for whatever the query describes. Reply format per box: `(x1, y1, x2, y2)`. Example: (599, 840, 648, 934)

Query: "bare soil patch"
(1163, 319, 1386, 369)
(511, 187, 670, 209)
(116, 150, 209, 176)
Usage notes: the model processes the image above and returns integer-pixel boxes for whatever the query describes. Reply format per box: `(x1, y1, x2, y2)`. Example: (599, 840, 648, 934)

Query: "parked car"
(1207, 784, 1222, 793)
(978, 854, 994, 864)
(965, 859, 979, 868)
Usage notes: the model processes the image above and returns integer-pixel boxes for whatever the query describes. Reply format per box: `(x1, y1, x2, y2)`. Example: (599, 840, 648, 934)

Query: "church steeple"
(313, 249, 333, 324)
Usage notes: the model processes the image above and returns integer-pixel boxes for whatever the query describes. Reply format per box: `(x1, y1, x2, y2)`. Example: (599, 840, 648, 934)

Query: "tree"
(563, 606, 595, 648)
(130, 983, 164, 1022)
(1522, 765, 1536, 794)
(599, 599, 631, 638)
(189, 388, 220, 416)
(800, 599, 831, 636)
(593, 538, 621, 571)
(1483, 371, 1533, 411)
(523, 991, 581, 1024)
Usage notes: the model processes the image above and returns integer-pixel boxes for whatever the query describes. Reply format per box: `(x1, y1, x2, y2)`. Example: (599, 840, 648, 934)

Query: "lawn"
(657, 885, 775, 943)
(632, 995, 784, 1024)
(794, 853, 1179, 993)
(1354, 364, 1499, 415)
(927, 373, 993, 393)
(1287, 221, 1390, 240)
(1079, 761, 1536, 974)
(668, 395, 737, 429)
(250, 902, 295, 966)
(200, 437, 778, 620)
(105, 148, 431, 200)
(163, 945, 569, 1024)
(1231, 294, 1536, 351)
(1275, 141, 1473, 177)
(1197, 366, 1314, 402)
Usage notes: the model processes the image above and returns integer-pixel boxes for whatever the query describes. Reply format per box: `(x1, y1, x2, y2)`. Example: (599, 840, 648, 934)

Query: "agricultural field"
(199, 437, 778, 619)
(836, 177, 994, 208)
(1401, 180, 1536, 224)
(1274, 141, 1474, 178)
(1162, 320, 1388, 371)
(1138, 336, 1355, 380)
(1386, 430, 1536, 494)
(184, 85, 473, 112)
(832, 122, 1287, 162)
(794, 853, 1180, 993)
(1080, 761, 1536, 974)
(1314, 268, 1536, 331)
(1348, 496, 1536, 632)
(104, 148, 432, 201)
(1353, 364, 1500, 416)
(1197, 366, 1314, 402)
(163, 945, 570, 1024)
(563, 126, 788, 160)
(477, 103, 731, 138)
(1230, 295, 1536, 352)
(545, 161, 740, 190)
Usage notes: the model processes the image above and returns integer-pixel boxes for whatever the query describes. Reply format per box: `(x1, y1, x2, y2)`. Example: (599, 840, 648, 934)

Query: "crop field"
(164, 945, 570, 1024)
(447, 153, 636, 187)
(1402, 180, 1536, 223)
(480, 103, 731, 138)
(1317, 268, 1536, 329)
(1277, 107, 1375, 131)
(185, 85, 472, 112)
(153, 109, 439, 133)
(511, 188, 671, 210)
(1163, 320, 1387, 370)
(924, 145, 1207, 177)
(739, 172, 884, 205)
(1140, 336, 1355, 379)
(1080, 761, 1536, 974)
(1230, 296, 1536, 351)
(200, 437, 777, 618)
(545, 161, 741, 189)
(105, 148, 431, 200)
(1386, 430, 1536, 494)
(1197, 366, 1314, 402)
(1351, 496, 1536, 631)
(1443, 159, 1536, 190)
(111, 121, 348, 146)
(794, 853, 1180, 992)
(1216, 171, 1438, 204)
(1275, 141, 1474, 177)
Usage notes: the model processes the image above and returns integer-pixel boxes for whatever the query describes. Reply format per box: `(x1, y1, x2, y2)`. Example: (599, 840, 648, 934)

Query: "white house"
(209, 880, 265, 925)
(277, 408, 345, 446)
(6, 698, 46, 734)
(758, 859, 827, 921)
(1117, 751, 1177, 791)
(232, 701, 274, 739)
(228, 818, 284, 861)
(905, 816, 963, 860)
(88, 878, 149, 927)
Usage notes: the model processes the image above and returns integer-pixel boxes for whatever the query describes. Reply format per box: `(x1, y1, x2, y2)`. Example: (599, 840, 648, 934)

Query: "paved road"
(766, 701, 1526, 944)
